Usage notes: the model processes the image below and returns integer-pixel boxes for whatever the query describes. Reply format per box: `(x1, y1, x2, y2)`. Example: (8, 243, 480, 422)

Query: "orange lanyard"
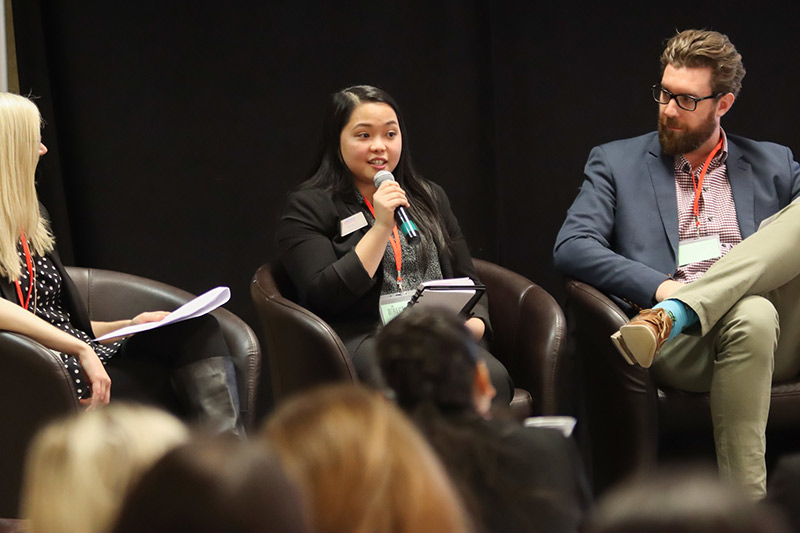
(362, 197, 403, 290)
(691, 136, 724, 232)
(15, 230, 34, 310)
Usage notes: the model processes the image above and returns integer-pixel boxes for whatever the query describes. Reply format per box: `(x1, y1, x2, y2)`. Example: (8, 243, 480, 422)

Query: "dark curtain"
(12, 0, 75, 263)
(12, 0, 800, 371)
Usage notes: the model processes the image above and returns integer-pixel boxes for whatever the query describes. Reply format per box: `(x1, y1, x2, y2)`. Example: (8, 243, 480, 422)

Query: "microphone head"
(373, 170, 395, 188)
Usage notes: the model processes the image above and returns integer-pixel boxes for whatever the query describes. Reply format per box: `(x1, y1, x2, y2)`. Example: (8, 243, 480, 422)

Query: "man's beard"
(658, 108, 717, 156)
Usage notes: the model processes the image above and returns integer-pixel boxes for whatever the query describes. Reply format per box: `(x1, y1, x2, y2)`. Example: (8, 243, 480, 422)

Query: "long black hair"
(302, 85, 450, 259)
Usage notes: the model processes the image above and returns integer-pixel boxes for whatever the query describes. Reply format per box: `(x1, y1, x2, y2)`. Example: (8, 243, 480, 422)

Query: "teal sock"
(653, 299, 698, 341)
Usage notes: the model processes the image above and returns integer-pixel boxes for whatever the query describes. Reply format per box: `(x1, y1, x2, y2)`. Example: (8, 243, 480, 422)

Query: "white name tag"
(340, 212, 368, 237)
(678, 235, 721, 266)
(379, 291, 416, 325)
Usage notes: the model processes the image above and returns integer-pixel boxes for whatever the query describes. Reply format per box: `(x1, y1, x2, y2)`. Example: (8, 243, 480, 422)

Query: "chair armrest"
(0, 332, 79, 517)
(473, 259, 568, 415)
(564, 278, 660, 494)
(251, 264, 357, 407)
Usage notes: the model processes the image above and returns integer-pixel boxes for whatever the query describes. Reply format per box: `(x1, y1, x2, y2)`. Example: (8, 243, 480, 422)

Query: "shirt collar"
(717, 128, 729, 164)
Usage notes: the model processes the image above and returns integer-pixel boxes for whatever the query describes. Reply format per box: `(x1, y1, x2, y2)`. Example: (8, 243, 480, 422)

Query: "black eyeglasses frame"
(651, 84, 723, 112)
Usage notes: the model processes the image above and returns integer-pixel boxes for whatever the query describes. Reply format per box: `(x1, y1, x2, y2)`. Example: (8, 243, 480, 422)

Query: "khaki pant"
(653, 200, 800, 498)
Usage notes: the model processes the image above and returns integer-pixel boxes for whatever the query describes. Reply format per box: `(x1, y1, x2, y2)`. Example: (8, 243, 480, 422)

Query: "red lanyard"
(15, 229, 34, 310)
(362, 197, 403, 290)
(691, 136, 724, 231)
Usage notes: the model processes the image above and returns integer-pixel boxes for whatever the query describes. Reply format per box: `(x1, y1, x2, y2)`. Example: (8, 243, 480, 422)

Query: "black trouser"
(105, 315, 230, 413)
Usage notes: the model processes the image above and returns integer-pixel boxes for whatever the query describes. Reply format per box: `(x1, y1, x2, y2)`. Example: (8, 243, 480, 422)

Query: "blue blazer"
(554, 131, 800, 310)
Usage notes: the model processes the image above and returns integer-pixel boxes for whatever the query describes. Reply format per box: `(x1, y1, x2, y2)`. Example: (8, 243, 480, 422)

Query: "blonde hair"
(661, 29, 746, 97)
(262, 384, 473, 533)
(21, 403, 189, 533)
(0, 92, 54, 280)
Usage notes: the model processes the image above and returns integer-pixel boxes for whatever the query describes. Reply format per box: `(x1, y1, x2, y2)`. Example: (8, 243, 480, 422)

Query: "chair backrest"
(251, 262, 357, 408)
(66, 267, 261, 430)
(473, 259, 569, 415)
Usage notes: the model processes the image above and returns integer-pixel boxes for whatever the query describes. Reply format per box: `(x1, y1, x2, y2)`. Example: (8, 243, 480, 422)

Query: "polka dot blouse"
(16, 246, 122, 399)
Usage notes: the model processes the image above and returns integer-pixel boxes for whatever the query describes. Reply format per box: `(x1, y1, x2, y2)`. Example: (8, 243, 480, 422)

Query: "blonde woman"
(0, 92, 241, 433)
(261, 384, 472, 533)
(20, 403, 189, 533)
(277, 85, 512, 403)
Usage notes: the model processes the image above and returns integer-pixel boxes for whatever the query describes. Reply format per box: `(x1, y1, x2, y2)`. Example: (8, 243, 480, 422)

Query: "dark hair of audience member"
(113, 435, 310, 533)
(261, 383, 472, 533)
(376, 306, 571, 532)
(585, 465, 789, 533)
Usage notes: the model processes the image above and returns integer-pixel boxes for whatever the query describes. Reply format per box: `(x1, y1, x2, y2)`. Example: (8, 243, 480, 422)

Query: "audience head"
(113, 436, 310, 533)
(0, 92, 53, 279)
(261, 383, 472, 532)
(377, 306, 495, 417)
(660, 29, 745, 98)
(21, 403, 189, 533)
(585, 465, 788, 533)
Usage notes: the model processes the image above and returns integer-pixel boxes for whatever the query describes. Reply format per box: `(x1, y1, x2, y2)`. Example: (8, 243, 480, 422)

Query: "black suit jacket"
(277, 181, 490, 344)
(481, 416, 590, 532)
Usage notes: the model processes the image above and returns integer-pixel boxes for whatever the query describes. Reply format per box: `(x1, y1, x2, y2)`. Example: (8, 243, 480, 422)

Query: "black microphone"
(373, 170, 421, 245)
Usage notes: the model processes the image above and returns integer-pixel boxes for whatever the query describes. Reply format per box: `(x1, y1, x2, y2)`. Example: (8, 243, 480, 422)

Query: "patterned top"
(673, 132, 742, 283)
(354, 190, 444, 293)
(16, 244, 123, 399)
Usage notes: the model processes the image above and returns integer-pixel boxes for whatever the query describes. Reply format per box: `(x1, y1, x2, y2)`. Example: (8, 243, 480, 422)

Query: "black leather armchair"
(0, 267, 261, 518)
(564, 278, 800, 496)
(251, 259, 570, 420)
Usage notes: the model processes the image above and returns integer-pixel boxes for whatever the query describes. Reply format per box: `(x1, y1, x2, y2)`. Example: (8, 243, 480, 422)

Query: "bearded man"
(554, 29, 800, 499)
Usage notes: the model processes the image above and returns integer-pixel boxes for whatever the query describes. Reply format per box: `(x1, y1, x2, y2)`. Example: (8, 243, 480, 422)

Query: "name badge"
(378, 290, 416, 325)
(678, 235, 721, 267)
(340, 212, 368, 237)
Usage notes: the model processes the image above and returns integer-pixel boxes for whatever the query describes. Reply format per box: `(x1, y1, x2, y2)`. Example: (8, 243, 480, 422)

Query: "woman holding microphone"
(277, 85, 511, 402)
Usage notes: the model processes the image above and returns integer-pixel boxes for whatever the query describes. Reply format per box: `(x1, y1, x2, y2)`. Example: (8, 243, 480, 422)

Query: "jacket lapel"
(726, 140, 756, 238)
(646, 136, 679, 260)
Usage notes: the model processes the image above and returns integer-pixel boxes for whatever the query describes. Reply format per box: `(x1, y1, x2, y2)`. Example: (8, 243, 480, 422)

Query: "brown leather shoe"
(610, 308, 672, 368)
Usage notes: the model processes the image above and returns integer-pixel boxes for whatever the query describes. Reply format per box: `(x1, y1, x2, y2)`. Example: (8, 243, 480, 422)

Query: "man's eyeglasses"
(651, 85, 722, 112)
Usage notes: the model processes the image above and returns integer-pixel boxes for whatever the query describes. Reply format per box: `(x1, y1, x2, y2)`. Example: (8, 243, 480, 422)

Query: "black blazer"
(277, 181, 490, 343)
(478, 416, 590, 532)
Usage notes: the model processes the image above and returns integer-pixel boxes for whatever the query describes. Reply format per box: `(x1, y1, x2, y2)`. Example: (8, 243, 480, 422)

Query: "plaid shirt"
(673, 131, 742, 283)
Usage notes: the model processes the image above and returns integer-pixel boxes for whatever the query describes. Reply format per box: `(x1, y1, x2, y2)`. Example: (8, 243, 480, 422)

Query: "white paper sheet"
(93, 286, 231, 341)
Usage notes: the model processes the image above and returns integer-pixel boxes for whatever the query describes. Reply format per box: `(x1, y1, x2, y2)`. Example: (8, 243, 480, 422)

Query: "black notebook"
(408, 281, 486, 316)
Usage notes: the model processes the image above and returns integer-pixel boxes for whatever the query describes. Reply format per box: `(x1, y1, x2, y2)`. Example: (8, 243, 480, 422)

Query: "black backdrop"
(11, 0, 800, 381)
